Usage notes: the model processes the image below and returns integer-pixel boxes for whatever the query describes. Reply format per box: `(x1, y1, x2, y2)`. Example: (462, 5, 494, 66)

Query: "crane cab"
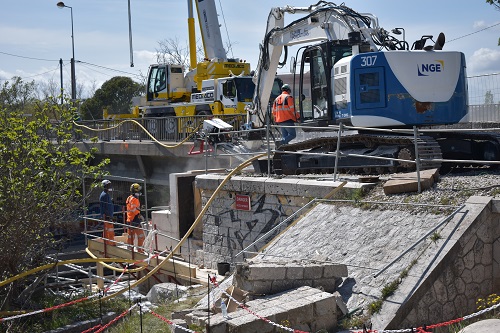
(146, 64, 193, 103)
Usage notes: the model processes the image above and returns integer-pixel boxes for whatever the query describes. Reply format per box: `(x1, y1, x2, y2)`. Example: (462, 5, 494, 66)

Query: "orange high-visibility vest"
(272, 92, 300, 123)
(126, 195, 140, 222)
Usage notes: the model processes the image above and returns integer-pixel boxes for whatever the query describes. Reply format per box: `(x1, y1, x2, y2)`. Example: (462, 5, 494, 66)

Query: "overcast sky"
(1, 0, 499, 97)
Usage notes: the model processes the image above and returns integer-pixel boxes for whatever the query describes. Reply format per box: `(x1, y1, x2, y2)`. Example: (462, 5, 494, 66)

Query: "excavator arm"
(250, 2, 385, 127)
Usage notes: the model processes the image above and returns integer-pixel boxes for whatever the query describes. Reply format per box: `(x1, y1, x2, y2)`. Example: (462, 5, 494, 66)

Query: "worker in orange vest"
(272, 84, 300, 146)
(126, 183, 145, 252)
(99, 180, 115, 245)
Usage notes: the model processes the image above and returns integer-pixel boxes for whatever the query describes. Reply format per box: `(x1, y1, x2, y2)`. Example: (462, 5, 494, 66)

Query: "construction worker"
(126, 183, 145, 252)
(272, 83, 300, 146)
(99, 180, 115, 245)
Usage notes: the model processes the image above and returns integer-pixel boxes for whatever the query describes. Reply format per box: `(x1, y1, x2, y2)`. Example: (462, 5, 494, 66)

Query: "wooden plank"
(87, 239, 196, 278)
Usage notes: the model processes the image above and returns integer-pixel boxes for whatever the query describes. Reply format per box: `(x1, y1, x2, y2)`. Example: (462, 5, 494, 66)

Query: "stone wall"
(234, 260, 348, 295)
(194, 174, 366, 269)
(374, 196, 500, 330)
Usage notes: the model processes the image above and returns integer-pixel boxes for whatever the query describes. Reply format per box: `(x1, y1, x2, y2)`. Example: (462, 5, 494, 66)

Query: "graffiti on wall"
(207, 193, 297, 259)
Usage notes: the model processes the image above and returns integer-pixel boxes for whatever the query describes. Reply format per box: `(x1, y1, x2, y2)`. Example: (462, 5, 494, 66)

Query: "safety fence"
(468, 72, 500, 122)
(2, 262, 499, 333)
(76, 113, 247, 143)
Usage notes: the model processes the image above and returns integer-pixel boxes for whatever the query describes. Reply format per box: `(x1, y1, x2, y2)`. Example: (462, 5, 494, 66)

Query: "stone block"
(303, 265, 323, 279)
(222, 176, 243, 192)
(311, 316, 337, 333)
(251, 280, 273, 294)
(241, 177, 266, 193)
(286, 265, 304, 280)
(171, 319, 189, 333)
(264, 178, 300, 196)
(323, 264, 348, 278)
(312, 278, 342, 293)
(195, 174, 222, 190)
(247, 264, 286, 280)
(271, 279, 298, 294)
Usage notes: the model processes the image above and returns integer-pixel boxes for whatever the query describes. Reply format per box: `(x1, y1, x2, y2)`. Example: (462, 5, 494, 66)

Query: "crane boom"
(194, 0, 226, 61)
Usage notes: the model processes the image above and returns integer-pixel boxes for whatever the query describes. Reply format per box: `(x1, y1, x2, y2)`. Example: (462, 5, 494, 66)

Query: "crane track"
(273, 134, 442, 175)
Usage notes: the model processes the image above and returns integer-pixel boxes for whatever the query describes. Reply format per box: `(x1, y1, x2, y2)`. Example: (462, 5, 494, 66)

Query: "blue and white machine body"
(333, 51, 468, 127)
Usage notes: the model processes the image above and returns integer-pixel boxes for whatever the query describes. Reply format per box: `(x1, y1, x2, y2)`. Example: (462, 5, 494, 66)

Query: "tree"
(486, 0, 500, 9)
(0, 76, 38, 114)
(0, 90, 108, 311)
(155, 37, 205, 69)
(79, 76, 143, 120)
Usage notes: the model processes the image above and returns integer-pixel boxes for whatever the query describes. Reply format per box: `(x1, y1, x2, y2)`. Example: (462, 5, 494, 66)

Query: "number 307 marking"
(360, 56, 377, 67)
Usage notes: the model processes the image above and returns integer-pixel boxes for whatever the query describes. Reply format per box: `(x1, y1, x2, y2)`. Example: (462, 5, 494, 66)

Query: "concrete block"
(264, 178, 300, 196)
(221, 176, 242, 192)
(303, 265, 323, 279)
(271, 279, 298, 294)
(323, 264, 348, 278)
(286, 265, 305, 280)
(311, 316, 337, 333)
(248, 264, 286, 280)
(251, 280, 273, 294)
(312, 278, 342, 293)
(302, 293, 336, 317)
(195, 174, 222, 190)
(241, 177, 266, 193)
(171, 319, 189, 333)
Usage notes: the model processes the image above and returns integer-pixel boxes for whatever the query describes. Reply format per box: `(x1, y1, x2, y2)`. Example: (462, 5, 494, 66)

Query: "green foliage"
(80, 76, 143, 120)
(368, 300, 383, 314)
(0, 99, 108, 310)
(1, 292, 129, 333)
(0, 76, 38, 113)
(430, 231, 442, 242)
(381, 280, 399, 299)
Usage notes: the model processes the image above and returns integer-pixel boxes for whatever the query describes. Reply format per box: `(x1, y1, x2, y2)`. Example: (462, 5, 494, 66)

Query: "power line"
(0, 50, 60, 62)
(448, 21, 500, 42)
(77, 61, 142, 78)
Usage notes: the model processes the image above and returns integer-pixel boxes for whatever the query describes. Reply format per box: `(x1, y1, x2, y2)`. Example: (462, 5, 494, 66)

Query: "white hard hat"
(102, 179, 111, 187)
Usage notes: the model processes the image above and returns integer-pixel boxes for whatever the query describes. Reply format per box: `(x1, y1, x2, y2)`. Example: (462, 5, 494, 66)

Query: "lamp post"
(57, 1, 76, 101)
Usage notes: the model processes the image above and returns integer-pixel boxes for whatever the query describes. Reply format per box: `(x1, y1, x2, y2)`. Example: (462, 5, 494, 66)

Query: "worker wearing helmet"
(126, 183, 145, 252)
(99, 180, 115, 245)
(272, 84, 300, 146)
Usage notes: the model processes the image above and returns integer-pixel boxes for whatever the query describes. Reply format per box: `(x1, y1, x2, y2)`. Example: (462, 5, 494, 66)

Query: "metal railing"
(77, 114, 247, 143)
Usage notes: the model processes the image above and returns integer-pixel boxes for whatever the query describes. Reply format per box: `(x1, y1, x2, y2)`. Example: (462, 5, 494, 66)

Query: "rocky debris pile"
(365, 168, 500, 200)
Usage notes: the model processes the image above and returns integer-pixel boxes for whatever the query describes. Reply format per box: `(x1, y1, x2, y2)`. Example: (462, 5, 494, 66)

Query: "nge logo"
(417, 60, 444, 76)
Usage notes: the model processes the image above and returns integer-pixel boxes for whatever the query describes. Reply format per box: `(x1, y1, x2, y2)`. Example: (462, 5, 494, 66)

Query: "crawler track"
(273, 134, 443, 175)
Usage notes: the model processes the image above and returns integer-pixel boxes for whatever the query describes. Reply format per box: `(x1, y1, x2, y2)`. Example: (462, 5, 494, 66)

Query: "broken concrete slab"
(181, 286, 339, 333)
(383, 168, 439, 195)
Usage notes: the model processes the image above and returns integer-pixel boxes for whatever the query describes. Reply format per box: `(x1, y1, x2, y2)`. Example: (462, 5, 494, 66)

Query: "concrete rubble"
(171, 260, 350, 333)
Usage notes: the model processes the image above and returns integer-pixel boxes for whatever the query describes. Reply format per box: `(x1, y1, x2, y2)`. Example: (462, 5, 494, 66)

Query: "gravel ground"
(359, 167, 500, 208)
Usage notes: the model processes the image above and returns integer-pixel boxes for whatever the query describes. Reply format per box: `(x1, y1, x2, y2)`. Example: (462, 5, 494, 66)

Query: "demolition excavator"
(248, 1, 500, 175)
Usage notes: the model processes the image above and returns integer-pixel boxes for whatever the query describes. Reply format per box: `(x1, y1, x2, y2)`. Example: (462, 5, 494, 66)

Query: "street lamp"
(57, 1, 76, 101)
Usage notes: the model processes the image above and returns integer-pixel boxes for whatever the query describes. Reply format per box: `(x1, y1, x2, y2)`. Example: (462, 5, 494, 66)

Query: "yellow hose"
(73, 119, 201, 149)
(85, 247, 146, 273)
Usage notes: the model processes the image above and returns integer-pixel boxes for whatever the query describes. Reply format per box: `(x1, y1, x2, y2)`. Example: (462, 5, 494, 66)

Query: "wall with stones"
(378, 196, 500, 330)
(194, 174, 364, 270)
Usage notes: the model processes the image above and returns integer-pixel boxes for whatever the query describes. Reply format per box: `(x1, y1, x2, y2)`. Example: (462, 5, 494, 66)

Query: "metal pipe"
(373, 204, 465, 278)
(333, 122, 343, 181)
(413, 126, 421, 193)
